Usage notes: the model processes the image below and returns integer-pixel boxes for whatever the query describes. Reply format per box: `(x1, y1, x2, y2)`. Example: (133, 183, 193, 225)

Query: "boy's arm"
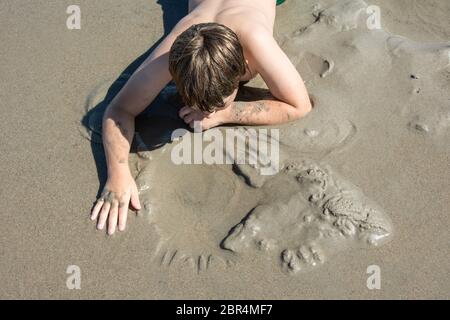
(102, 48, 172, 176)
(102, 16, 200, 172)
(92, 17, 196, 234)
(92, 42, 172, 234)
(222, 29, 312, 125)
(224, 99, 301, 125)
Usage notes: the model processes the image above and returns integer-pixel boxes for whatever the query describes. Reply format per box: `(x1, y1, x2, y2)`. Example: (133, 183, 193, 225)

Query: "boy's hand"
(90, 173, 141, 235)
(179, 106, 229, 131)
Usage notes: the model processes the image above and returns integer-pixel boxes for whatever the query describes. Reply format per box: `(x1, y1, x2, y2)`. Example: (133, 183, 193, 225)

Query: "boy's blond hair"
(169, 23, 247, 113)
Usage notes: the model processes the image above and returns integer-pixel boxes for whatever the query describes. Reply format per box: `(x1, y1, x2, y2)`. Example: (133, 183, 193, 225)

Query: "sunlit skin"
(178, 87, 238, 130)
(91, 0, 312, 235)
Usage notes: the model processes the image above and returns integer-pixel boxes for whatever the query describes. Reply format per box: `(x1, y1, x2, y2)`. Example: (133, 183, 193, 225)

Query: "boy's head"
(169, 23, 247, 113)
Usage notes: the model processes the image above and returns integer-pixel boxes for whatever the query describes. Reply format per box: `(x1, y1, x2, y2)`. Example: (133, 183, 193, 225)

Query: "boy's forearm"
(223, 100, 310, 126)
(102, 106, 135, 178)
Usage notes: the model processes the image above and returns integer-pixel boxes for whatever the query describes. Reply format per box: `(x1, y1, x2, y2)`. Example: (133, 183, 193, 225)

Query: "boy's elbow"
(291, 97, 313, 120)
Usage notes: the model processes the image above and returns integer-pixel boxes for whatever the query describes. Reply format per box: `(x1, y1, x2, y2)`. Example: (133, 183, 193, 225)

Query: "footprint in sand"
(223, 160, 393, 274)
(293, 52, 335, 83)
(407, 108, 450, 137)
(386, 36, 450, 143)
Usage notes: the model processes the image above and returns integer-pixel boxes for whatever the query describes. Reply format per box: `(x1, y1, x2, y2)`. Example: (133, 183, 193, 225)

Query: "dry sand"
(0, 0, 449, 299)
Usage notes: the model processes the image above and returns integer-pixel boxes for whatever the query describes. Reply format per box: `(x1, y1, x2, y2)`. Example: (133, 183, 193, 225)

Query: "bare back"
(188, 0, 276, 33)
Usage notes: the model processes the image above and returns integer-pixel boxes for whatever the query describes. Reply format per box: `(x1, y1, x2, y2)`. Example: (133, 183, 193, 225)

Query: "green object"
(276, 0, 286, 6)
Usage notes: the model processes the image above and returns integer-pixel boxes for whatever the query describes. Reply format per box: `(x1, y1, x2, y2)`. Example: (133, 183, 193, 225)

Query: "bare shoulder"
(243, 25, 273, 43)
(238, 24, 276, 67)
(236, 24, 309, 109)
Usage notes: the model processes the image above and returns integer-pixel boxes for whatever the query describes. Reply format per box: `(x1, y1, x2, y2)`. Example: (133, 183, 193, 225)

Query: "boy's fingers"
(108, 201, 119, 235)
(118, 198, 130, 232)
(91, 200, 104, 220)
(184, 114, 195, 124)
(97, 202, 111, 230)
(130, 187, 141, 210)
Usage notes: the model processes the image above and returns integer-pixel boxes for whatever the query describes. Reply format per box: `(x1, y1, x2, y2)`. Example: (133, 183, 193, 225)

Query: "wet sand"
(0, 0, 449, 299)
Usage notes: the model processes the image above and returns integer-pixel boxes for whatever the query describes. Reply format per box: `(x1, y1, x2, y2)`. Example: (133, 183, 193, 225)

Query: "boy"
(91, 0, 312, 235)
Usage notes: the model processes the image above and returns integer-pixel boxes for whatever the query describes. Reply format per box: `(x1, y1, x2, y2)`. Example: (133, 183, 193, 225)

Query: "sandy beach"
(0, 0, 449, 299)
